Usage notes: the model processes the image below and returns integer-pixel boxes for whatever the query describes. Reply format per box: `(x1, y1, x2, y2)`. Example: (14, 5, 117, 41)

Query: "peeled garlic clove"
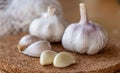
(53, 52, 75, 68)
(22, 41, 51, 57)
(17, 35, 41, 52)
(29, 6, 69, 42)
(62, 3, 108, 55)
(40, 50, 57, 65)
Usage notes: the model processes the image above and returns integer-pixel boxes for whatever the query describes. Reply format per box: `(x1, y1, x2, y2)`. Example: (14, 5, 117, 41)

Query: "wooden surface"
(0, 0, 120, 73)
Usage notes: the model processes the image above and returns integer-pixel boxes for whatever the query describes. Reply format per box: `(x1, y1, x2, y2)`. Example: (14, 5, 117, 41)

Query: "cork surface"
(0, 32, 120, 73)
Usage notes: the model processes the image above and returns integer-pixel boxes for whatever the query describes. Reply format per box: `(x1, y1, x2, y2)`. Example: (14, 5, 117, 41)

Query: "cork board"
(0, 32, 120, 73)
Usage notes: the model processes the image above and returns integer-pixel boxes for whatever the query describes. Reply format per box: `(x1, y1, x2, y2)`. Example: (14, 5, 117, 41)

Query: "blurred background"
(0, 0, 120, 39)
(60, 0, 120, 39)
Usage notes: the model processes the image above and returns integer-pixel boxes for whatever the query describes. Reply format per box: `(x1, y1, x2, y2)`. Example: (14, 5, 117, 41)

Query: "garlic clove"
(53, 52, 75, 68)
(29, 6, 69, 42)
(22, 41, 51, 57)
(62, 3, 108, 55)
(40, 50, 57, 65)
(17, 35, 41, 52)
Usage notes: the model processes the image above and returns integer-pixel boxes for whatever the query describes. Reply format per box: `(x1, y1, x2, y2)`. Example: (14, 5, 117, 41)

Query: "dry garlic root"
(40, 50, 57, 65)
(53, 52, 75, 68)
(29, 6, 69, 42)
(62, 3, 108, 55)
(17, 35, 41, 52)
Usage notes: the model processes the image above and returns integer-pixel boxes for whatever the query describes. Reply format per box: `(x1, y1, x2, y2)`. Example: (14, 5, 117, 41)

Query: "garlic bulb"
(22, 41, 51, 57)
(17, 35, 41, 52)
(62, 3, 108, 55)
(0, 0, 63, 37)
(29, 6, 68, 42)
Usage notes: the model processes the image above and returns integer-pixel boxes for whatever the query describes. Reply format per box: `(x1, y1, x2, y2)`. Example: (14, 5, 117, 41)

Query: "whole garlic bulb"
(29, 6, 68, 42)
(62, 3, 108, 55)
(0, 0, 63, 37)
(22, 41, 51, 57)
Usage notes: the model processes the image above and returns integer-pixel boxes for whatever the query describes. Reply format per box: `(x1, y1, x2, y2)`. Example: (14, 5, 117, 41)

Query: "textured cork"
(0, 32, 120, 73)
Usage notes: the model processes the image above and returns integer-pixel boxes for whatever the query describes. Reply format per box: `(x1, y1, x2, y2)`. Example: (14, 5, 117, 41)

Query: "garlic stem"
(79, 3, 88, 23)
(47, 6, 56, 17)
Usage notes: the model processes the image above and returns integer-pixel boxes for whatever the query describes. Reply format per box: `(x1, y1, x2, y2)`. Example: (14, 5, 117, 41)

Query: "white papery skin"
(29, 6, 68, 42)
(17, 35, 41, 52)
(18, 35, 40, 47)
(22, 41, 51, 57)
(62, 3, 108, 55)
(0, 0, 63, 37)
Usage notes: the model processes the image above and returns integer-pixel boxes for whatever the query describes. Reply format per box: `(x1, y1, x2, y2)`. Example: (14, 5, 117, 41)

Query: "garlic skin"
(0, 0, 63, 37)
(22, 41, 51, 57)
(29, 6, 68, 42)
(62, 3, 108, 55)
(17, 35, 41, 52)
(40, 50, 57, 65)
